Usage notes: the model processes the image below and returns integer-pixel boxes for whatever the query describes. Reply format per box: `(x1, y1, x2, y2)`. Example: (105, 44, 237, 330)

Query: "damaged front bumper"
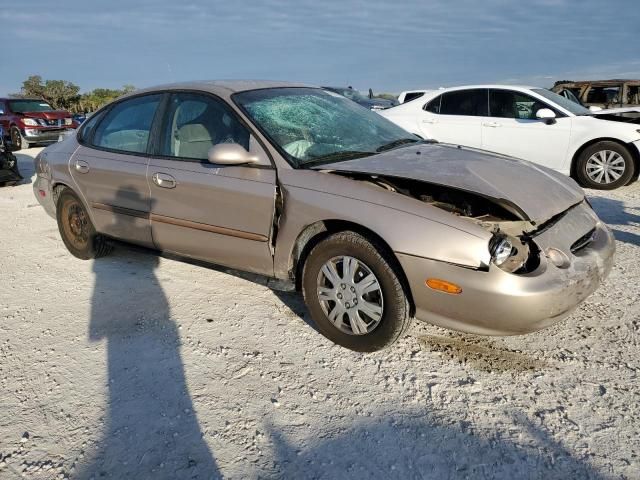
(398, 202, 615, 335)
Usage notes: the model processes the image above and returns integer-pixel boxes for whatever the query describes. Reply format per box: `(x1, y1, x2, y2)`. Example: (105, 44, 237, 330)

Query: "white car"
(380, 85, 640, 189)
(397, 90, 436, 104)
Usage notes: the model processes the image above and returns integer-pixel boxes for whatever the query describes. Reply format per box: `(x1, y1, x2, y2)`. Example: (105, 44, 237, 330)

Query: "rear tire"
(302, 231, 411, 352)
(575, 141, 634, 190)
(56, 189, 113, 260)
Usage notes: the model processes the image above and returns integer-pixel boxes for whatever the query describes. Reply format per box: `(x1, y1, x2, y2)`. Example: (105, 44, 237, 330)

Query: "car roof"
(398, 85, 544, 99)
(128, 80, 313, 99)
(439, 84, 540, 91)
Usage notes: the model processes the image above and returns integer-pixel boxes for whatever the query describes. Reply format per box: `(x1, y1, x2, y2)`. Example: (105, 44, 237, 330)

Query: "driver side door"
(147, 92, 276, 276)
(481, 89, 572, 170)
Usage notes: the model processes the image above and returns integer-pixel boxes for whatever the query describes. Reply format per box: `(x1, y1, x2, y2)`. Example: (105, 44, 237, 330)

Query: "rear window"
(423, 95, 441, 113)
(8, 100, 53, 113)
(404, 92, 425, 103)
(440, 89, 488, 116)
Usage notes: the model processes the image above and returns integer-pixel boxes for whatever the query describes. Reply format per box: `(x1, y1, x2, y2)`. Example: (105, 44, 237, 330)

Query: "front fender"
(273, 170, 492, 279)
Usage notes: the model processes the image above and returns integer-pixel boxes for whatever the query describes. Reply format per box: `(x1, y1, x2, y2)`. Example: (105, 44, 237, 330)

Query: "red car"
(0, 98, 75, 149)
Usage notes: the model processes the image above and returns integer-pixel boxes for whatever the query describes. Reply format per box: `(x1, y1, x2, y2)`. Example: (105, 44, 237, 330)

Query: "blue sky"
(1, 0, 638, 96)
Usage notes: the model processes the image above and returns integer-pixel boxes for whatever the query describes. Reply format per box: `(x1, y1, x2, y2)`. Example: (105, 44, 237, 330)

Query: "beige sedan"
(33, 81, 615, 351)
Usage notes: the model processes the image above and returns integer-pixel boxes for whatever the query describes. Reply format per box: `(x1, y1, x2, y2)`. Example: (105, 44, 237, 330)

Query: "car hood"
(22, 110, 71, 120)
(592, 106, 640, 115)
(312, 144, 584, 224)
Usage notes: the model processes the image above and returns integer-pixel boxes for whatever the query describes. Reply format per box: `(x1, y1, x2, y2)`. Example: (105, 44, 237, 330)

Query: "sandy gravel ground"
(0, 148, 638, 479)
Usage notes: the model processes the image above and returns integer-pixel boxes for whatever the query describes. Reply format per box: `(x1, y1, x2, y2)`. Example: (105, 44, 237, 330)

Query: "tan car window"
(162, 93, 249, 161)
(92, 94, 161, 154)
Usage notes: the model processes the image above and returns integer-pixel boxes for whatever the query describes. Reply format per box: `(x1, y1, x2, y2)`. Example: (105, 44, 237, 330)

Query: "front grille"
(33, 118, 63, 127)
(571, 228, 596, 253)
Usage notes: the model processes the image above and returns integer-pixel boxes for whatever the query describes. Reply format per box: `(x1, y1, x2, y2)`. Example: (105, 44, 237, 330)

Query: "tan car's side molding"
(92, 202, 149, 219)
(91, 202, 268, 242)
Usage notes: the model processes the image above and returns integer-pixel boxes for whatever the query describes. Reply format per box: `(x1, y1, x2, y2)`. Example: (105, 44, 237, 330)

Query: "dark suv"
(0, 98, 75, 149)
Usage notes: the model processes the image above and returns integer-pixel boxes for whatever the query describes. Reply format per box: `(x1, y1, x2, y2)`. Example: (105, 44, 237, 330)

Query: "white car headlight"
(23, 118, 38, 126)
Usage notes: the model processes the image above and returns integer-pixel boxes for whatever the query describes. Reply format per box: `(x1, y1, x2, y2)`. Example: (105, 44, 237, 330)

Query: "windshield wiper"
(376, 138, 422, 152)
(300, 150, 374, 168)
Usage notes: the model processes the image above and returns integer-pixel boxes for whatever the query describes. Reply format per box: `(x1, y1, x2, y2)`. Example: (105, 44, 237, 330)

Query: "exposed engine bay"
(336, 172, 549, 273)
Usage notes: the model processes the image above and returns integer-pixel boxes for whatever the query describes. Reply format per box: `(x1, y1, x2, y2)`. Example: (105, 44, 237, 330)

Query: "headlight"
(23, 118, 38, 126)
(489, 234, 533, 273)
(491, 237, 514, 267)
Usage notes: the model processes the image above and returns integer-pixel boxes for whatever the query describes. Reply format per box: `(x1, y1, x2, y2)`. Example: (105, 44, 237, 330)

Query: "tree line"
(10, 75, 135, 113)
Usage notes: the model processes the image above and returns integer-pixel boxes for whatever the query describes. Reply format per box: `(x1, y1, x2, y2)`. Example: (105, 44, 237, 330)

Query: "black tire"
(302, 231, 411, 352)
(575, 141, 634, 190)
(56, 189, 113, 260)
(10, 126, 28, 150)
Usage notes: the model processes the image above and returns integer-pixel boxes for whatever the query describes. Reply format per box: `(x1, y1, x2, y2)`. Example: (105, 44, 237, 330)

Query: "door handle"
(74, 160, 89, 174)
(152, 172, 177, 189)
(422, 119, 437, 124)
(482, 122, 501, 128)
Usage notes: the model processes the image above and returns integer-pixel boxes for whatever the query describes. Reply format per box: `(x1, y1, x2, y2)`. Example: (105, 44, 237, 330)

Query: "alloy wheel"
(585, 150, 626, 185)
(316, 255, 384, 335)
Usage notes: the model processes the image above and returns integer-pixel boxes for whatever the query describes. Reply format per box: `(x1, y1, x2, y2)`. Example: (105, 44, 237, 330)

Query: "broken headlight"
(489, 234, 531, 273)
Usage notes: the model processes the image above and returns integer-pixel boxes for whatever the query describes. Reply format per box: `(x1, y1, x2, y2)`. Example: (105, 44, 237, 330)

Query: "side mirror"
(536, 108, 556, 124)
(207, 143, 259, 166)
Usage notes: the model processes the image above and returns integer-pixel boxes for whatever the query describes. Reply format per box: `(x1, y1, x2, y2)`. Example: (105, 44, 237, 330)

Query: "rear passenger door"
(147, 92, 276, 276)
(71, 94, 162, 248)
(418, 89, 487, 149)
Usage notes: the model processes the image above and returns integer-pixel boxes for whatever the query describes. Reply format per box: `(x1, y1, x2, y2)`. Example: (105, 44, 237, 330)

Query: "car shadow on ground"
(79, 246, 606, 479)
(265, 410, 607, 479)
(588, 195, 640, 247)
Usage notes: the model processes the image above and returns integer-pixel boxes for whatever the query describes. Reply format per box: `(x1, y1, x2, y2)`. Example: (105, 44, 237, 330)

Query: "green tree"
(11, 75, 136, 113)
(14, 75, 80, 110)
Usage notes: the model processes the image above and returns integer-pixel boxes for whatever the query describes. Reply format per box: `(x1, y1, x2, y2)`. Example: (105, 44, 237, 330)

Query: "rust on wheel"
(61, 197, 90, 250)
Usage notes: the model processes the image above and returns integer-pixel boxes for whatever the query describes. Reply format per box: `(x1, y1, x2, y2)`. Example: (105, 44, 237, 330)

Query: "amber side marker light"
(426, 278, 462, 294)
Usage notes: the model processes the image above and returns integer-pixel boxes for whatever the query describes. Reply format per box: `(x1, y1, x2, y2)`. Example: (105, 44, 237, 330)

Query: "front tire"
(56, 189, 113, 260)
(302, 231, 411, 352)
(10, 126, 29, 150)
(575, 141, 634, 190)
